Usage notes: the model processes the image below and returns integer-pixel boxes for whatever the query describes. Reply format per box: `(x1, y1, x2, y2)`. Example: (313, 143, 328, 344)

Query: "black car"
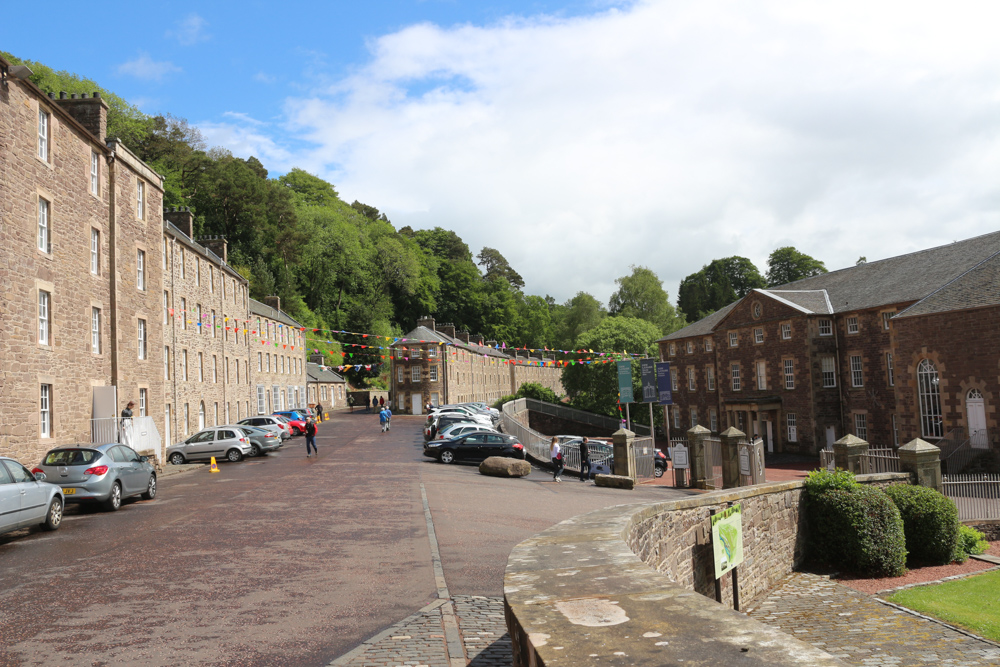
(424, 432, 525, 464)
(654, 449, 668, 478)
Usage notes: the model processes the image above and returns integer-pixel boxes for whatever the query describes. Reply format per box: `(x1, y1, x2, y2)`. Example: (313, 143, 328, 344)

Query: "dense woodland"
(5, 52, 827, 412)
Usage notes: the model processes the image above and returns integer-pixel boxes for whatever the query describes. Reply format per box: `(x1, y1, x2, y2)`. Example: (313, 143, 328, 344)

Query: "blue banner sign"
(617, 360, 634, 403)
(656, 361, 673, 405)
(639, 358, 657, 403)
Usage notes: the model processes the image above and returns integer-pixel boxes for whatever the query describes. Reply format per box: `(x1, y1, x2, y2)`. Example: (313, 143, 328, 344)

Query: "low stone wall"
(968, 519, 1000, 541)
(504, 472, 913, 666)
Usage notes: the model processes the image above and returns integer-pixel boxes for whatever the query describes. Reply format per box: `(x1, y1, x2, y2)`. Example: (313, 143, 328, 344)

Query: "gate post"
(687, 425, 712, 489)
(612, 427, 636, 479)
(899, 438, 943, 492)
(719, 427, 746, 489)
(833, 434, 869, 474)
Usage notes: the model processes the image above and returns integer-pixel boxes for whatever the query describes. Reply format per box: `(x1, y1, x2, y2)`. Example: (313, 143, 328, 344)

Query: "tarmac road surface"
(0, 411, 690, 666)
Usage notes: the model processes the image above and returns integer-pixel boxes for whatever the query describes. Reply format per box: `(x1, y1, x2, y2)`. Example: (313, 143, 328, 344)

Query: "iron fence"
(860, 447, 901, 474)
(943, 474, 1000, 521)
(819, 450, 836, 471)
(704, 435, 724, 489)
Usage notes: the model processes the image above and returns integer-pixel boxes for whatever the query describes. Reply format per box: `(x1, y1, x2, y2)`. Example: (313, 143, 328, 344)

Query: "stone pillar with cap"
(612, 427, 636, 479)
(898, 439, 943, 492)
(833, 434, 869, 474)
(719, 427, 746, 489)
(687, 425, 712, 489)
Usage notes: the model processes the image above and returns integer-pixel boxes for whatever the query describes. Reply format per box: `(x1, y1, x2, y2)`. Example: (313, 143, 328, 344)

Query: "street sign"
(639, 359, 657, 403)
(670, 445, 689, 469)
(655, 362, 672, 405)
(711, 504, 744, 579)
(617, 360, 634, 403)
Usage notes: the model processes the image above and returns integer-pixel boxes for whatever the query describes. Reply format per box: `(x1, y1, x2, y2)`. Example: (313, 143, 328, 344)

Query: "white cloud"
(167, 14, 210, 46)
(226, 0, 1000, 304)
(197, 120, 296, 173)
(254, 71, 277, 84)
(117, 52, 181, 82)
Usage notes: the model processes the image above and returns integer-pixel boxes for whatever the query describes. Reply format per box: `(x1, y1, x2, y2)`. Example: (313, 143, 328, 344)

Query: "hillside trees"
(677, 256, 766, 320)
(766, 247, 827, 286)
(608, 266, 685, 336)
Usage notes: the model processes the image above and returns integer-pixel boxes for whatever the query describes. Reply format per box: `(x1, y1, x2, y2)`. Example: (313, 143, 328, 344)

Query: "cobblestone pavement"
(748, 572, 1000, 666)
(329, 596, 510, 667)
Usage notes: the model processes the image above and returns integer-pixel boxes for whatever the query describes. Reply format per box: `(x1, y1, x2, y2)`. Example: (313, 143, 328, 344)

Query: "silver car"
(34, 444, 156, 512)
(234, 425, 282, 456)
(167, 427, 252, 465)
(0, 457, 64, 535)
(238, 416, 291, 441)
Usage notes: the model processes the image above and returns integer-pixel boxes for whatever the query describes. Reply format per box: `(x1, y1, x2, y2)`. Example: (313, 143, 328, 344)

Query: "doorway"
(967, 389, 988, 448)
(411, 393, 422, 415)
(825, 426, 836, 449)
(764, 420, 774, 453)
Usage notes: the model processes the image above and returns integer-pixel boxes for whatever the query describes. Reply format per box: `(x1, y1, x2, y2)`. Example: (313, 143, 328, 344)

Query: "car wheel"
(42, 497, 63, 531)
(104, 482, 122, 512)
(249, 443, 260, 457)
(654, 465, 665, 478)
(142, 474, 157, 500)
(227, 448, 243, 462)
(169, 452, 185, 465)
(439, 450, 455, 464)
(292, 427, 302, 436)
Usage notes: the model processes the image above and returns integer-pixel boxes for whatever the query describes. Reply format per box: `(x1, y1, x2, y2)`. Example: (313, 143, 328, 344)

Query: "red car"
(273, 412, 307, 436)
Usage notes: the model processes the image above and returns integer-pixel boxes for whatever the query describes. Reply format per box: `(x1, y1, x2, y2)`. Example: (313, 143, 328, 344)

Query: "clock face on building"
(752, 302, 762, 319)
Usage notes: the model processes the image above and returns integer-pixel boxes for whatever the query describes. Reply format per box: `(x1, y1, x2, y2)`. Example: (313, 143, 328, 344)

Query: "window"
(783, 359, 794, 390)
(91, 229, 100, 274)
(847, 316, 859, 334)
(40, 384, 51, 437)
(781, 323, 791, 339)
(196, 305, 202, 334)
(411, 366, 422, 382)
(136, 250, 145, 290)
(137, 181, 145, 220)
(818, 319, 832, 336)
(688, 367, 696, 391)
(180, 298, 186, 329)
(822, 356, 836, 387)
(686, 341, 693, 354)
(139, 389, 148, 417)
(670, 369, 678, 391)
(258, 352, 262, 372)
(236, 362, 240, 385)
(164, 346, 170, 380)
(883, 312, 892, 330)
(669, 343, 676, 356)
(257, 386, 266, 414)
(854, 413, 868, 441)
(198, 352, 204, 382)
(754, 328, 764, 344)
(710, 409, 718, 432)
(210, 266, 214, 293)
(430, 366, 439, 382)
(892, 414, 899, 446)
(886, 352, 894, 387)
(226, 358, 230, 383)
(411, 348, 422, 359)
(38, 290, 50, 345)
(184, 403, 190, 436)
(91, 152, 100, 196)
(706, 366, 715, 391)
(731, 364, 741, 391)
(91, 308, 101, 354)
(179, 248, 185, 279)
(787, 413, 797, 442)
(137, 319, 147, 359)
(690, 407, 698, 428)
(850, 355, 864, 387)
(266, 354, 271, 372)
(163, 236, 168, 271)
(163, 291, 169, 325)
(38, 109, 49, 160)
(214, 403, 219, 426)
(673, 406, 681, 429)
(397, 367, 405, 383)
(196, 258, 201, 286)
(198, 402, 205, 430)
(38, 198, 50, 252)
(918, 359, 943, 438)
(428, 347, 438, 359)
(729, 331, 738, 347)
(182, 350, 188, 381)
(704, 338, 712, 352)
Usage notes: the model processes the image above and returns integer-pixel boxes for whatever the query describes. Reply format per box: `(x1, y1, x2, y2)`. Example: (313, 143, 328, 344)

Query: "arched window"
(917, 360, 943, 438)
(198, 401, 206, 430)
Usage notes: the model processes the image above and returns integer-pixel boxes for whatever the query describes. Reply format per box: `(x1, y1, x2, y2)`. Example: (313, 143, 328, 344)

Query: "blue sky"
(5, 1, 1000, 306)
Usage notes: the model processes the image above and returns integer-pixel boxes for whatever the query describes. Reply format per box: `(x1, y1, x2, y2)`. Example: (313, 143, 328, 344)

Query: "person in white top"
(550, 437, 563, 482)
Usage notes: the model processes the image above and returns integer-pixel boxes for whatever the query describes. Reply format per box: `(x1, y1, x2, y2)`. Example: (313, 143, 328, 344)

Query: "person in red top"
(379, 396, 385, 408)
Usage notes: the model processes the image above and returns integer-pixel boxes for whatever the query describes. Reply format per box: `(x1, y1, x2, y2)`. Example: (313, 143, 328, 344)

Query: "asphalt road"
(0, 411, 691, 666)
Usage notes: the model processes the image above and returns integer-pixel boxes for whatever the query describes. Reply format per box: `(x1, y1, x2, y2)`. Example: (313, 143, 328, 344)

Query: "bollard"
(687, 425, 712, 489)
(898, 438, 943, 492)
(612, 428, 636, 479)
(719, 427, 746, 489)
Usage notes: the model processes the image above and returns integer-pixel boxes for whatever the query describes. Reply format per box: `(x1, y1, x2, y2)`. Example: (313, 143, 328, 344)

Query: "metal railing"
(860, 447, 901, 474)
(90, 416, 162, 461)
(503, 397, 651, 435)
(943, 474, 1000, 520)
(819, 450, 836, 471)
(942, 429, 997, 475)
(632, 437, 656, 479)
(704, 435, 724, 489)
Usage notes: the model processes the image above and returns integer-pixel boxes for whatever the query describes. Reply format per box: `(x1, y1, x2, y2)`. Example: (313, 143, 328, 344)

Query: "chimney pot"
(71, 93, 78, 99)
(81, 92, 88, 99)
(47, 92, 55, 99)
(53, 90, 109, 141)
(93, 92, 100, 99)
(59, 91, 67, 99)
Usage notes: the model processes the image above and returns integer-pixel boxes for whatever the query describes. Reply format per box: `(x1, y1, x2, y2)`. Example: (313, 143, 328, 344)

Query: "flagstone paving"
(747, 571, 1000, 666)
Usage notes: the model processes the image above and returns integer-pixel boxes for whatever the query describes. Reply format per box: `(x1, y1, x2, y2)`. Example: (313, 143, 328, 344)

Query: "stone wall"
(527, 411, 614, 438)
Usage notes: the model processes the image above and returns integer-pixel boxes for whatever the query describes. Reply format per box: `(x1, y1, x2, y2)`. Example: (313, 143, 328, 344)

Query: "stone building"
(306, 358, 346, 413)
(659, 232, 1000, 454)
(250, 297, 308, 416)
(390, 317, 564, 414)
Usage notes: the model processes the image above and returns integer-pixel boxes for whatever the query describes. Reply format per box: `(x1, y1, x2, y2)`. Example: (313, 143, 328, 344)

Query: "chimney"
(164, 207, 195, 239)
(416, 316, 436, 331)
(309, 352, 325, 364)
(198, 235, 228, 264)
(54, 91, 108, 142)
(486, 340, 497, 348)
(456, 330, 470, 344)
(438, 322, 456, 338)
(265, 296, 281, 312)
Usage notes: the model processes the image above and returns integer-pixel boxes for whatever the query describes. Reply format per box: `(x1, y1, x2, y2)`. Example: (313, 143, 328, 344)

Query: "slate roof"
(394, 326, 525, 360)
(660, 302, 739, 341)
(896, 250, 1000, 319)
(764, 290, 833, 315)
(249, 298, 302, 329)
(306, 362, 346, 384)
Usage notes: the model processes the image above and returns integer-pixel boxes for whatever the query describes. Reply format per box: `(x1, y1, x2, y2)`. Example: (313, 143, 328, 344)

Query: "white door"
(967, 390, 988, 448)
(411, 393, 422, 415)
(765, 420, 774, 453)
(825, 426, 836, 449)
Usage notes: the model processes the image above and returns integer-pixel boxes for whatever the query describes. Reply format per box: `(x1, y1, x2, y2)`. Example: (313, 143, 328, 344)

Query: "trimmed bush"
(954, 525, 990, 563)
(804, 468, 860, 496)
(885, 484, 960, 565)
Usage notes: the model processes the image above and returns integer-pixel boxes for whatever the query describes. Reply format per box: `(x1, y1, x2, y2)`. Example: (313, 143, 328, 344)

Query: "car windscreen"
(43, 449, 102, 466)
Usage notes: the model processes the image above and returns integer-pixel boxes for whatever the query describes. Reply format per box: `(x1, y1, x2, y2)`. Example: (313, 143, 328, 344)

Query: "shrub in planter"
(953, 525, 990, 563)
(884, 484, 959, 565)
(807, 483, 907, 577)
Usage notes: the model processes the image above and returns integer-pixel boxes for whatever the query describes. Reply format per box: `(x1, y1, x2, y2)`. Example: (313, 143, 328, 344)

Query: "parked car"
(234, 425, 283, 456)
(1, 457, 64, 534)
(425, 415, 489, 440)
(654, 449, 669, 478)
(435, 423, 498, 441)
(424, 432, 525, 464)
(238, 416, 290, 441)
(167, 427, 253, 465)
(33, 444, 156, 512)
(273, 411, 307, 436)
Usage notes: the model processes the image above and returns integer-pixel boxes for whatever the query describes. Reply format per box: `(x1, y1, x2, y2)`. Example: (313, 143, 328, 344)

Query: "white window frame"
(892, 414, 899, 446)
(690, 407, 698, 428)
(704, 338, 712, 352)
(38, 290, 50, 345)
(258, 352, 262, 372)
(731, 364, 741, 391)
(781, 323, 791, 339)
(729, 331, 738, 347)
(40, 384, 51, 437)
(686, 341, 693, 354)
(182, 349, 188, 381)
(137, 319, 147, 359)
(91, 307, 101, 354)
(757, 361, 766, 390)
(38, 197, 50, 253)
(180, 298, 186, 329)
(196, 258, 201, 286)
(847, 316, 859, 334)
(670, 369, 678, 392)
(883, 312, 892, 330)
(754, 328, 764, 344)
(672, 406, 681, 429)
(886, 352, 894, 387)
(91, 229, 100, 275)
(850, 355, 864, 387)
(822, 356, 836, 388)
(706, 366, 715, 391)
(783, 359, 794, 390)
(854, 413, 868, 441)
(787, 413, 797, 442)
(91, 152, 100, 196)
(669, 343, 676, 356)
(179, 247, 185, 279)
(163, 291, 169, 325)
(137, 180, 145, 220)
(257, 386, 266, 414)
(198, 352, 204, 382)
(411, 366, 422, 382)
(429, 366, 439, 382)
(398, 367, 405, 384)
(918, 359, 943, 438)
(818, 319, 832, 336)
(137, 250, 145, 290)
(38, 109, 49, 160)
(139, 388, 148, 417)
(164, 346, 170, 380)
(710, 409, 718, 432)
(688, 367, 696, 391)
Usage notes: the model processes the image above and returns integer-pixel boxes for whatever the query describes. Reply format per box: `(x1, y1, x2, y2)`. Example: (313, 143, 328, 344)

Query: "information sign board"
(655, 362, 672, 405)
(670, 445, 689, 469)
(711, 504, 744, 579)
(616, 360, 634, 403)
(639, 359, 657, 403)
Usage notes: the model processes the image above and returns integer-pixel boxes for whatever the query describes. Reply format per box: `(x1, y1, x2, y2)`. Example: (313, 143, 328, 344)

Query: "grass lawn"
(887, 569, 1000, 642)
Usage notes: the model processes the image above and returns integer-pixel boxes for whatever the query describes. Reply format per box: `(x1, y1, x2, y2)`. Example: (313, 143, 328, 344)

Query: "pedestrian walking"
(550, 437, 563, 482)
(120, 400, 135, 447)
(385, 406, 392, 431)
(379, 396, 385, 409)
(371, 396, 378, 413)
(348, 395, 355, 413)
(315, 403, 324, 422)
(305, 418, 318, 456)
(379, 407, 390, 432)
(579, 437, 591, 482)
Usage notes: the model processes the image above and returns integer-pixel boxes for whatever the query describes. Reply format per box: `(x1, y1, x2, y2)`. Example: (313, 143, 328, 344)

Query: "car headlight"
(427, 442, 441, 448)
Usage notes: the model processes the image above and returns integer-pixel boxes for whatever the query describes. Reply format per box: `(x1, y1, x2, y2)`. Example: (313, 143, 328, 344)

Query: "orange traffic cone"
(210, 457, 220, 473)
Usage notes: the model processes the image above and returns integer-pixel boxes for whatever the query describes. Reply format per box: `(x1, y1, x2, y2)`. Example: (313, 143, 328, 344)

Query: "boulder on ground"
(595, 474, 635, 490)
(480, 456, 532, 478)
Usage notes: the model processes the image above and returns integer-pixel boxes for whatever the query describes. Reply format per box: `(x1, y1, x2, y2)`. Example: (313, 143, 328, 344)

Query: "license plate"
(63, 488, 76, 495)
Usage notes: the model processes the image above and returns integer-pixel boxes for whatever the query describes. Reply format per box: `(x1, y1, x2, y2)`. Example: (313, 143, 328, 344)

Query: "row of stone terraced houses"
(390, 317, 564, 414)
(659, 231, 1000, 455)
(0, 57, 313, 466)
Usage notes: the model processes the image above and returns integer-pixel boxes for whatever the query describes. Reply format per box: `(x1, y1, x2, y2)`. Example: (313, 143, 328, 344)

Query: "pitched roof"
(306, 362, 346, 383)
(763, 290, 833, 315)
(249, 298, 302, 329)
(660, 302, 739, 341)
(895, 250, 1000, 319)
(394, 326, 532, 360)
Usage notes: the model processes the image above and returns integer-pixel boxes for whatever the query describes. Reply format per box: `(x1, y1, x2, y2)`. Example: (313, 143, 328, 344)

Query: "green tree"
(477, 247, 524, 290)
(555, 292, 605, 350)
(608, 266, 685, 335)
(766, 247, 827, 287)
(677, 256, 766, 320)
(279, 168, 340, 207)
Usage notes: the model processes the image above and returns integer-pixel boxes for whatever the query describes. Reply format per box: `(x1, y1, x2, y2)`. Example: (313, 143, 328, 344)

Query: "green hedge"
(954, 525, 990, 563)
(884, 484, 960, 565)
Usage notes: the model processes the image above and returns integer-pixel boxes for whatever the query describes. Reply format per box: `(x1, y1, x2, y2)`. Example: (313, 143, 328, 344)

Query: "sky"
(5, 0, 1000, 308)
